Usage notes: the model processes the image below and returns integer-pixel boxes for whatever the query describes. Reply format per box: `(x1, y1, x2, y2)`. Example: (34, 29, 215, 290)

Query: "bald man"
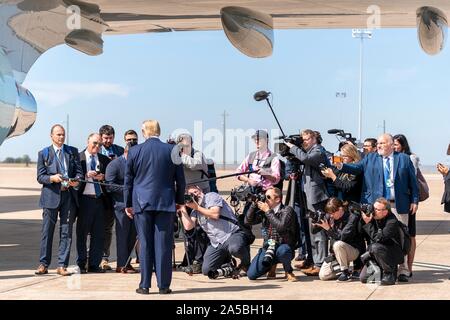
(336, 133, 418, 282)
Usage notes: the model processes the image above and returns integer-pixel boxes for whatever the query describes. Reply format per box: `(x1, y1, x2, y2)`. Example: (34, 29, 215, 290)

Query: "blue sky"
(0, 28, 449, 165)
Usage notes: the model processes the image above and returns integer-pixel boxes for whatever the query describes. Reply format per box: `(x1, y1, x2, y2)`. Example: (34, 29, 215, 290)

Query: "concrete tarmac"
(0, 166, 449, 300)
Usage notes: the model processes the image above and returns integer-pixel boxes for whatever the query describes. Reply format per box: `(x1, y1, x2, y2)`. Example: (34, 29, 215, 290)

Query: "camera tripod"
(284, 162, 314, 264)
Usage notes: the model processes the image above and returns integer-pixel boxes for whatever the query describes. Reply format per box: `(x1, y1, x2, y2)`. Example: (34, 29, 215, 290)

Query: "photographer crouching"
(359, 198, 405, 285)
(178, 185, 251, 278)
(316, 198, 366, 281)
(245, 187, 298, 281)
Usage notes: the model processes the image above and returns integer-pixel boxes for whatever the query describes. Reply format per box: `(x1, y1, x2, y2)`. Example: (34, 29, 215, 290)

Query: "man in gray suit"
(285, 129, 330, 276)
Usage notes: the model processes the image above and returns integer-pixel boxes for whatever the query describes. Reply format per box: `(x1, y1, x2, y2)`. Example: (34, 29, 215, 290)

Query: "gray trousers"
(202, 231, 250, 276)
(310, 201, 329, 267)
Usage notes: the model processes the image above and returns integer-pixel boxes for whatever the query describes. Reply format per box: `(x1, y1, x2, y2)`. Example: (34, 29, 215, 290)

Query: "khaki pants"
(391, 206, 410, 276)
(319, 241, 359, 281)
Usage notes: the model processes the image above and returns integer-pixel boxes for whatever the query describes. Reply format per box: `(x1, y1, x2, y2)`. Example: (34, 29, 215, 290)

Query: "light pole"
(335, 91, 347, 128)
(352, 29, 372, 141)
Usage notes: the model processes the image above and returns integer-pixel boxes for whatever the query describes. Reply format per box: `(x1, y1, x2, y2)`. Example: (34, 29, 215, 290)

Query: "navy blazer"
(341, 152, 419, 214)
(78, 150, 111, 196)
(124, 137, 186, 213)
(37, 145, 83, 209)
(105, 155, 126, 210)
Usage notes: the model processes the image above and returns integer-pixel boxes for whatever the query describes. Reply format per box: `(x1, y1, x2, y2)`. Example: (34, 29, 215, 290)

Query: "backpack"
(416, 168, 429, 202)
(248, 151, 285, 191)
(397, 221, 412, 255)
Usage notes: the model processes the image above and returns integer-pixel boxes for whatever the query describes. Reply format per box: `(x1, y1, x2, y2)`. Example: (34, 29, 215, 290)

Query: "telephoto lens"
(262, 239, 277, 267)
(208, 263, 235, 280)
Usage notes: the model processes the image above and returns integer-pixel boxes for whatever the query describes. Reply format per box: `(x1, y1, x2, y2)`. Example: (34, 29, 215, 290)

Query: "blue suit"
(36, 144, 83, 268)
(124, 137, 185, 290)
(105, 156, 137, 268)
(341, 152, 419, 214)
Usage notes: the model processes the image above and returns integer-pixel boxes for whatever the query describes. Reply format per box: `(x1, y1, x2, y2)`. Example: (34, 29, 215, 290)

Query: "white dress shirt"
(83, 150, 99, 196)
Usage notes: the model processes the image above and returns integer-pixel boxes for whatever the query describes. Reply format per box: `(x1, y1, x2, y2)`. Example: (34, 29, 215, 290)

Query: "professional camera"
(262, 239, 278, 267)
(208, 263, 236, 279)
(360, 251, 382, 283)
(348, 202, 374, 217)
(275, 134, 303, 160)
(324, 255, 341, 273)
(184, 193, 199, 204)
(309, 209, 328, 224)
(230, 185, 264, 204)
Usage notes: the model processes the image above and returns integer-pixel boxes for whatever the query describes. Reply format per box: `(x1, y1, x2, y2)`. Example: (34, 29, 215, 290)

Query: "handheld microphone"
(254, 90, 270, 101)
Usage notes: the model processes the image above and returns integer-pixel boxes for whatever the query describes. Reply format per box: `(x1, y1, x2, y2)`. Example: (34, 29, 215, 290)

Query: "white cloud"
(24, 81, 130, 107)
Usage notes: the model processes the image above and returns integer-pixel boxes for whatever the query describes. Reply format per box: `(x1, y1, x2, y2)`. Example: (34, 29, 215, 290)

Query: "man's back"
(124, 138, 185, 212)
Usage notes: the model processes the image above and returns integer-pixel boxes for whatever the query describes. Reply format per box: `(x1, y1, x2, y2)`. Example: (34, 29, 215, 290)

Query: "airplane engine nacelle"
(0, 49, 37, 145)
(417, 6, 448, 55)
(6, 83, 37, 139)
(220, 6, 274, 58)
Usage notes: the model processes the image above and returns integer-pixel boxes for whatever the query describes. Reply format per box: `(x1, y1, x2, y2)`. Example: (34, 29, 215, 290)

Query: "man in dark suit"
(99, 124, 124, 270)
(76, 133, 111, 273)
(36, 124, 83, 276)
(124, 120, 185, 295)
(337, 133, 419, 282)
(105, 141, 138, 273)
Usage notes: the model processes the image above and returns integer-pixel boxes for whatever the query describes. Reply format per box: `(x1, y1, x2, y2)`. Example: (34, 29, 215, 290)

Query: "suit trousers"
(39, 191, 76, 267)
(134, 210, 174, 289)
(76, 196, 105, 269)
(115, 208, 137, 267)
(310, 201, 329, 267)
(102, 205, 115, 260)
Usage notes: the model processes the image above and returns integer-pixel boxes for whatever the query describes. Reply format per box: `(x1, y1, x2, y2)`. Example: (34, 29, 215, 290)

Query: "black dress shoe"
(136, 288, 150, 295)
(88, 267, 106, 273)
(398, 274, 409, 283)
(381, 273, 396, 286)
(159, 288, 172, 295)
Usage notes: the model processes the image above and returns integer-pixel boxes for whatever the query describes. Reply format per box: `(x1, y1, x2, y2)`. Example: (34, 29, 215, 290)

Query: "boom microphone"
(254, 90, 270, 101)
(327, 129, 344, 135)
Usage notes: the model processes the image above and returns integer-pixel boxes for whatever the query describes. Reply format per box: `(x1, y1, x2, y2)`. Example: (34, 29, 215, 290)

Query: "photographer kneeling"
(178, 185, 251, 277)
(245, 187, 298, 281)
(359, 198, 405, 286)
(316, 198, 365, 281)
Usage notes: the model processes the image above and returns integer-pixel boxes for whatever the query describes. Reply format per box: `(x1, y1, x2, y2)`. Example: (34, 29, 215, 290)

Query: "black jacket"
(361, 212, 402, 249)
(325, 211, 366, 254)
(245, 203, 297, 249)
(331, 169, 363, 203)
(442, 172, 450, 213)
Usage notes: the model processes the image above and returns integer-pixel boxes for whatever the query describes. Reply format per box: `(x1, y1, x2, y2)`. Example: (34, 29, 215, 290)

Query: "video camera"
(348, 202, 374, 217)
(309, 209, 328, 224)
(275, 134, 303, 161)
(230, 185, 265, 205)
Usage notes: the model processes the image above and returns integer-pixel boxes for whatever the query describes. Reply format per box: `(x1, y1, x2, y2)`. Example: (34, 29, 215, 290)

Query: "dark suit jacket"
(37, 144, 83, 209)
(78, 150, 111, 196)
(124, 137, 186, 212)
(341, 152, 419, 214)
(105, 155, 126, 210)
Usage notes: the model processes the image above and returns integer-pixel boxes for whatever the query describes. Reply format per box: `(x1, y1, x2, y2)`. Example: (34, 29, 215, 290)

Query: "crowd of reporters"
(34, 121, 448, 292)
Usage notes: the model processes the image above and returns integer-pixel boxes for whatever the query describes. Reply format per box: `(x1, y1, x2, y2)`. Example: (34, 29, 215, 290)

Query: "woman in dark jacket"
(321, 143, 363, 203)
(437, 163, 450, 213)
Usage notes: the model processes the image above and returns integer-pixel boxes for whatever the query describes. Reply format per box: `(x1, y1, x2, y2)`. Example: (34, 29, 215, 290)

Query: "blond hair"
(341, 144, 361, 163)
(142, 120, 161, 138)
